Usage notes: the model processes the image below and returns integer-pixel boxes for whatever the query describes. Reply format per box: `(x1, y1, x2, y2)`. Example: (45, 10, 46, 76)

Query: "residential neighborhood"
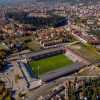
(0, 0, 100, 100)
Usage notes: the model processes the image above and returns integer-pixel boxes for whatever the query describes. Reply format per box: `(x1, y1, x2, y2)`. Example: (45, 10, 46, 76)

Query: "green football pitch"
(30, 54, 73, 75)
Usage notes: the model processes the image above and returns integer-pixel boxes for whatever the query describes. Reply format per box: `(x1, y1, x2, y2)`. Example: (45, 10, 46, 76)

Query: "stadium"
(29, 48, 73, 77)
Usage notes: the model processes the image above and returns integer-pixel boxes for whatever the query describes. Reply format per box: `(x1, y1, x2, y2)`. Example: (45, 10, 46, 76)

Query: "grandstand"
(17, 61, 42, 89)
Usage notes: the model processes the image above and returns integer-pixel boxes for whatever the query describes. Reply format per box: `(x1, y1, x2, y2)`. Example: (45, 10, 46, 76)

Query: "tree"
(0, 49, 6, 70)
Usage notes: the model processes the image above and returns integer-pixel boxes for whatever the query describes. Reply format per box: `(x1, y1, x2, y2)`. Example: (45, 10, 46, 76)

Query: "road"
(28, 76, 73, 100)
(28, 76, 99, 100)
(7, 41, 79, 61)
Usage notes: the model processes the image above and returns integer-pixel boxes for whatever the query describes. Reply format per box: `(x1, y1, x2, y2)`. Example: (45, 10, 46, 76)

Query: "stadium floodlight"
(37, 65, 40, 79)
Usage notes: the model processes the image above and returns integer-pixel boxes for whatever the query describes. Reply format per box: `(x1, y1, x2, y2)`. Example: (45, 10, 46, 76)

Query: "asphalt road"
(28, 76, 98, 100)
(28, 76, 73, 100)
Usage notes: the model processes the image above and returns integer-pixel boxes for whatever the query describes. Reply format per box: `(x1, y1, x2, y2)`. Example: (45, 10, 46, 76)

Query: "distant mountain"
(37, 0, 99, 4)
(0, 0, 99, 5)
(0, 0, 35, 5)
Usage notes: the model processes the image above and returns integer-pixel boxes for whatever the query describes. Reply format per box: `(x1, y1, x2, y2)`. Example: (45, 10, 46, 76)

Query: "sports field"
(30, 54, 73, 75)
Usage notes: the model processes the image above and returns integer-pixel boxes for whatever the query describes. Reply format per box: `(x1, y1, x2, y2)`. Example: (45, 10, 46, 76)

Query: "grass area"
(30, 54, 73, 75)
(89, 30, 100, 38)
(0, 43, 8, 50)
(15, 35, 42, 52)
(26, 40, 42, 52)
(70, 43, 100, 63)
(78, 65, 100, 76)
(0, 94, 11, 100)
